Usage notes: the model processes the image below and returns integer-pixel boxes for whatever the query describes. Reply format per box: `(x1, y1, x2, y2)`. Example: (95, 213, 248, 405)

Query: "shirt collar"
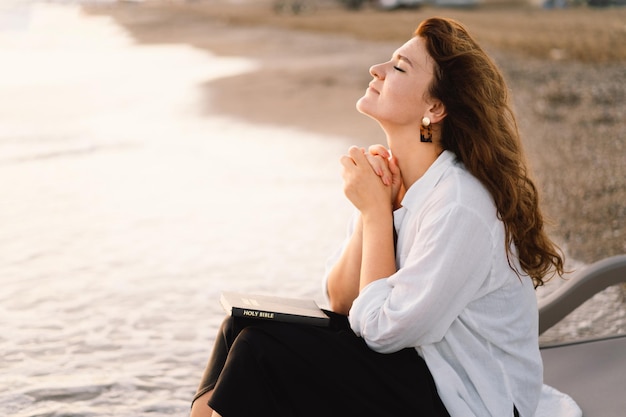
(400, 150, 457, 213)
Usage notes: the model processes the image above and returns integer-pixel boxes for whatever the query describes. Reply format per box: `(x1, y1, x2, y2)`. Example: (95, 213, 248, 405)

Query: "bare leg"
(190, 390, 213, 417)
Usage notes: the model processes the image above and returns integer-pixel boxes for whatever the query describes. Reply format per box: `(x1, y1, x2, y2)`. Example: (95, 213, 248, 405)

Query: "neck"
(398, 145, 443, 190)
(384, 128, 444, 190)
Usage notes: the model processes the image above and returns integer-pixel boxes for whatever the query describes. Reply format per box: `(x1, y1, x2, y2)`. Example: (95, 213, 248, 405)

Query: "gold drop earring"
(420, 117, 432, 143)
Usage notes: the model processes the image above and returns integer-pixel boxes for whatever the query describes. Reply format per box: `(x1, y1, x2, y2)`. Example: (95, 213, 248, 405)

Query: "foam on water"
(0, 3, 353, 416)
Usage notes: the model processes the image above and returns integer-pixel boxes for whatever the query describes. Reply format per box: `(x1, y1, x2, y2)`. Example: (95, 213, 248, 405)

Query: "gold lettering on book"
(241, 310, 274, 319)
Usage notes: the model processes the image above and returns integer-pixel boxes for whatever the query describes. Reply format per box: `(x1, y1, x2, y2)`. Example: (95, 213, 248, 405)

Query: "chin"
(356, 97, 374, 118)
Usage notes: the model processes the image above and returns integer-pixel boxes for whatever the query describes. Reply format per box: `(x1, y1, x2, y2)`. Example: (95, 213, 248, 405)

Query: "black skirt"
(192, 310, 449, 417)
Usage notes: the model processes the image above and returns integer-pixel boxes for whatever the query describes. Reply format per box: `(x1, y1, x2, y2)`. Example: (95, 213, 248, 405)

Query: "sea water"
(0, 4, 353, 416)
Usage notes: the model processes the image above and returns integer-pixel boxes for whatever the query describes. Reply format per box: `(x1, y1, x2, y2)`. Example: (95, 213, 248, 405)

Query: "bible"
(220, 291, 330, 327)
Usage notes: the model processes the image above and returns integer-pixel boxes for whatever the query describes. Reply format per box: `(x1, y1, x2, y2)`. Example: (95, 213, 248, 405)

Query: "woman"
(190, 17, 565, 417)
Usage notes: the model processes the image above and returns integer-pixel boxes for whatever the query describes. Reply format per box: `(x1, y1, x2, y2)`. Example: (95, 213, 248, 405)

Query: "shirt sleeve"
(349, 203, 495, 353)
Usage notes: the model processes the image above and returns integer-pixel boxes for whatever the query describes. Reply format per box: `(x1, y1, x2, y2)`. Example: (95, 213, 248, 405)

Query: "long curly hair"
(416, 17, 564, 287)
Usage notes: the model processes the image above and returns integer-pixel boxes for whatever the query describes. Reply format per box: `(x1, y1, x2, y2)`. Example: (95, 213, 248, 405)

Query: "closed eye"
(393, 66, 406, 73)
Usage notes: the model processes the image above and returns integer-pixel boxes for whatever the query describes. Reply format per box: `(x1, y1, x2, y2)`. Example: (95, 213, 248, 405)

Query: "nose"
(370, 62, 384, 79)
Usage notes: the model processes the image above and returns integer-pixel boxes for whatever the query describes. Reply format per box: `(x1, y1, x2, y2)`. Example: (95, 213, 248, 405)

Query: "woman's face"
(356, 36, 435, 130)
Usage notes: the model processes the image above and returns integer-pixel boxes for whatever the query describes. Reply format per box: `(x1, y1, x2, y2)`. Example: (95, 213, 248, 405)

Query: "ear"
(426, 100, 447, 124)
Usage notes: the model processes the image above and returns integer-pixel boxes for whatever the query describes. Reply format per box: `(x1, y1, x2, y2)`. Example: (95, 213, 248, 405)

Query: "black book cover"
(220, 291, 330, 327)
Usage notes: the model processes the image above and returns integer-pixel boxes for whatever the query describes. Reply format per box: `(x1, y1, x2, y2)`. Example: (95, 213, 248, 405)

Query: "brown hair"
(415, 17, 564, 287)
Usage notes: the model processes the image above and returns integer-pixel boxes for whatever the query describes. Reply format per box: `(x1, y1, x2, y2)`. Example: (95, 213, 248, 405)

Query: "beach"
(85, 0, 626, 263)
(0, 1, 624, 416)
(85, 0, 626, 342)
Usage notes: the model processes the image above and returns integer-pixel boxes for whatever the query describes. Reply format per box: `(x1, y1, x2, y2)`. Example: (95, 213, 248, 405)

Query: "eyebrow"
(395, 54, 414, 68)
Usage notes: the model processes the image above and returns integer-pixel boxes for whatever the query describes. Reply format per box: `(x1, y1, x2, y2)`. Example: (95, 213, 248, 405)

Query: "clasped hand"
(340, 144, 403, 215)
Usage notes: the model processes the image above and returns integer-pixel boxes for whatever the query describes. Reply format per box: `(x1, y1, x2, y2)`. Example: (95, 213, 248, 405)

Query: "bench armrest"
(538, 254, 626, 335)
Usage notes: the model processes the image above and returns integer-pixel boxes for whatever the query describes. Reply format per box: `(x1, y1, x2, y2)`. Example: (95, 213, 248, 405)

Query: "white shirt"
(324, 151, 544, 417)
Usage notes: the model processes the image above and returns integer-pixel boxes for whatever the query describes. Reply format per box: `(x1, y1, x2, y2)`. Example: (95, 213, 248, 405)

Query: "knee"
(219, 316, 263, 350)
(234, 327, 259, 345)
(219, 315, 237, 338)
(231, 327, 267, 354)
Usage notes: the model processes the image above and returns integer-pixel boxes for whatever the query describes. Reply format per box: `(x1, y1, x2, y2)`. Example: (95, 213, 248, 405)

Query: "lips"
(368, 82, 380, 95)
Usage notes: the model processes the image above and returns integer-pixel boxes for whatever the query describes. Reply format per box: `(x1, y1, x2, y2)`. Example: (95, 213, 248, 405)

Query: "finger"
(368, 145, 393, 185)
(364, 153, 384, 176)
(365, 153, 391, 185)
(368, 144, 390, 159)
(348, 146, 367, 165)
(339, 154, 356, 168)
(389, 154, 400, 176)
